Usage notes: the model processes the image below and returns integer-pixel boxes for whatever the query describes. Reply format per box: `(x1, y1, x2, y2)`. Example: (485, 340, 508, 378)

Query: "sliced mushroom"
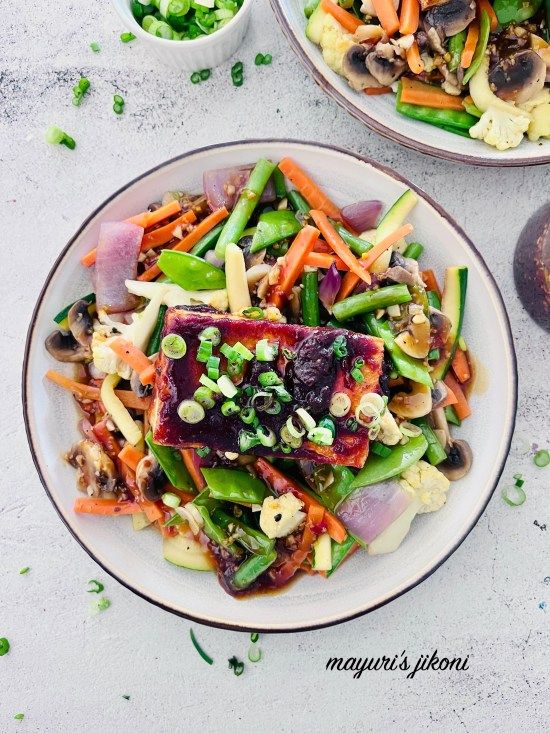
(489, 49, 546, 104)
(130, 369, 153, 399)
(366, 42, 407, 86)
(438, 439, 473, 481)
(389, 382, 432, 419)
(342, 45, 383, 90)
(429, 307, 452, 349)
(45, 330, 91, 363)
(135, 454, 165, 501)
(67, 299, 94, 349)
(395, 311, 431, 359)
(431, 380, 450, 409)
(424, 0, 476, 38)
(66, 439, 118, 496)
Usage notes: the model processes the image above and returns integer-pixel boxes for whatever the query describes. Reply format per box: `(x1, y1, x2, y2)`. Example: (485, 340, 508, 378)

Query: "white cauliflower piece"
(91, 330, 131, 379)
(527, 103, 550, 141)
(399, 460, 450, 514)
(259, 494, 306, 539)
(377, 409, 402, 446)
(319, 15, 355, 76)
(469, 108, 531, 151)
(125, 280, 228, 313)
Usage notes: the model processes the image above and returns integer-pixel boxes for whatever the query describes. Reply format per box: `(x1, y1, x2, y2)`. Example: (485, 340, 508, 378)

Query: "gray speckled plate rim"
(22, 139, 518, 632)
(269, 0, 550, 168)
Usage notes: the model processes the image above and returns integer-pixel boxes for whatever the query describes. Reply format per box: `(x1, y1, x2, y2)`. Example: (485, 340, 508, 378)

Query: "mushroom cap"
(342, 44, 382, 90)
(438, 439, 473, 481)
(136, 455, 165, 502)
(394, 312, 431, 359)
(365, 42, 407, 86)
(66, 439, 117, 496)
(389, 382, 432, 419)
(67, 299, 94, 349)
(489, 49, 546, 104)
(424, 0, 476, 38)
(45, 330, 91, 363)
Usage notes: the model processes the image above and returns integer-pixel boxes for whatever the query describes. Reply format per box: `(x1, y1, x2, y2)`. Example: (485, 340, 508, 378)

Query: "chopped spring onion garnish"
(250, 632, 259, 643)
(231, 61, 244, 87)
(193, 386, 216, 409)
(120, 32, 136, 42)
(220, 343, 239, 361)
(217, 375, 238, 398)
(233, 342, 254, 361)
(351, 367, 364, 383)
(370, 442, 392, 458)
(282, 347, 296, 360)
(295, 408, 316, 432)
(72, 77, 90, 107)
(227, 359, 244, 378)
(285, 417, 305, 439)
(354, 357, 365, 368)
(329, 392, 351, 418)
(19, 567, 30, 575)
(308, 426, 334, 447)
(248, 644, 262, 662)
(265, 400, 282, 415)
(256, 425, 277, 447)
(206, 355, 220, 380)
(161, 333, 187, 359)
(178, 400, 205, 424)
(196, 446, 210, 458)
(399, 422, 422, 438)
(228, 656, 244, 675)
(332, 335, 347, 358)
(113, 94, 125, 115)
(199, 326, 221, 345)
(239, 430, 260, 453)
(0, 638, 10, 656)
(221, 400, 240, 416)
(254, 52, 272, 66)
(191, 72, 201, 84)
(318, 416, 336, 437)
(197, 339, 213, 362)
(162, 492, 181, 509)
(90, 42, 100, 52)
(242, 307, 263, 319)
(122, 695, 130, 701)
(515, 477, 524, 488)
(45, 126, 76, 150)
(280, 425, 302, 450)
(534, 449, 550, 468)
(269, 384, 292, 403)
(346, 418, 359, 432)
(279, 443, 292, 454)
(200, 69, 211, 81)
(87, 579, 105, 594)
(190, 629, 214, 665)
(240, 407, 256, 425)
(95, 597, 111, 612)
(428, 348, 440, 361)
(258, 371, 282, 387)
(501, 484, 526, 507)
(256, 339, 278, 361)
(199, 374, 221, 393)
(14, 714, 24, 721)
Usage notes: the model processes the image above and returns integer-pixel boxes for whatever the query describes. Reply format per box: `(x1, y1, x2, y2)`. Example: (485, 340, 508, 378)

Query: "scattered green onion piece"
(240, 407, 256, 425)
(177, 399, 205, 424)
(221, 400, 240, 416)
(220, 342, 239, 361)
(318, 416, 336, 437)
(87, 579, 104, 594)
(256, 339, 278, 361)
(501, 484, 526, 507)
(248, 644, 262, 662)
(114, 95, 124, 104)
(113, 102, 124, 115)
(282, 347, 296, 360)
(255, 53, 265, 65)
(265, 400, 282, 415)
(354, 357, 365, 368)
(258, 371, 282, 387)
(346, 418, 359, 432)
(190, 628, 214, 665)
(19, 567, 30, 575)
(263, 53, 272, 64)
(370, 441, 392, 458)
(351, 367, 364, 383)
(90, 42, 100, 52)
(269, 385, 292, 403)
(307, 426, 334, 446)
(329, 392, 351, 418)
(206, 355, 220, 380)
(199, 374, 221, 394)
(256, 425, 277, 447)
(199, 326, 221, 345)
(242, 307, 263, 319)
(196, 446, 210, 458)
(161, 333, 187, 359)
(239, 430, 260, 452)
(534, 449, 550, 468)
(191, 72, 201, 84)
(14, 713, 24, 721)
(45, 125, 76, 149)
(0, 638, 10, 656)
(279, 443, 292, 454)
(233, 341, 254, 361)
(194, 386, 216, 409)
(428, 348, 440, 361)
(120, 31, 136, 42)
(200, 68, 211, 80)
(515, 478, 524, 488)
(228, 656, 244, 676)
(513, 472, 523, 480)
(218, 375, 238, 398)
(95, 597, 111, 612)
(332, 335, 348, 358)
(250, 632, 259, 643)
(295, 408, 316, 431)
(162, 492, 181, 509)
(122, 695, 130, 701)
(197, 339, 213, 362)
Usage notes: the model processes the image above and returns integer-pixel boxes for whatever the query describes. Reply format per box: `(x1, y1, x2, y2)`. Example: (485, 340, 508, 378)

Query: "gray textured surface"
(1, 1, 549, 731)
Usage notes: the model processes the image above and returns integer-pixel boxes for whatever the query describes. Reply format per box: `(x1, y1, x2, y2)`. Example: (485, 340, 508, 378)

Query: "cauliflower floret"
(527, 103, 550, 141)
(91, 330, 131, 379)
(259, 494, 306, 539)
(377, 409, 402, 446)
(399, 460, 450, 514)
(469, 108, 531, 151)
(319, 15, 355, 75)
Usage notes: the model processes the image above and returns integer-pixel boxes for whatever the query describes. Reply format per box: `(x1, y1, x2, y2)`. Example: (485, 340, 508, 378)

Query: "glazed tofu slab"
(152, 308, 385, 468)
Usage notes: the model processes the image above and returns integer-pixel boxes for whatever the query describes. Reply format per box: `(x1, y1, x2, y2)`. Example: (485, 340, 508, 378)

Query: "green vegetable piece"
(448, 30, 467, 72)
(194, 504, 240, 556)
(327, 534, 357, 577)
(231, 548, 277, 590)
(462, 99, 482, 118)
(350, 434, 428, 489)
(287, 189, 310, 215)
(158, 250, 226, 290)
(0, 637, 10, 656)
(301, 271, 321, 326)
(463, 11, 491, 84)
(120, 31, 136, 42)
(212, 509, 275, 555)
(53, 293, 95, 325)
(190, 72, 201, 84)
(189, 222, 224, 258)
(250, 210, 301, 253)
(334, 223, 373, 257)
(90, 41, 101, 52)
(315, 465, 356, 512)
(95, 597, 110, 612)
(272, 167, 286, 199)
(201, 468, 268, 505)
(412, 417, 447, 466)
(146, 304, 167, 356)
(304, 0, 321, 17)
(444, 405, 461, 426)
(534, 449, 550, 468)
(87, 579, 104, 594)
(228, 655, 245, 675)
(494, 0, 542, 24)
(190, 628, 214, 665)
(145, 431, 193, 490)
(19, 566, 30, 574)
(14, 714, 24, 721)
(403, 242, 423, 260)
(332, 284, 412, 321)
(255, 53, 265, 65)
(45, 125, 76, 149)
(396, 82, 478, 135)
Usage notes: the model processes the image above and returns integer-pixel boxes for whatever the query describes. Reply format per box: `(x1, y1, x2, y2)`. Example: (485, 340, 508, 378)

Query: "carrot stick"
(108, 338, 155, 385)
(80, 200, 183, 267)
(461, 21, 479, 69)
(305, 252, 348, 270)
(181, 449, 207, 491)
(400, 77, 466, 111)
(477, 0, 498, 30)
(451, 348, 471, 383)
(266, 225, 320, 309)
(118, 444, 145, 472)
(320, 0, 363, 32)
(138, 207, 229, 282)
(310, 210, 371, 285)
(45, 370, 151, 410)
(74, 497, 142, 515)
(444, 373, 471, 420)
(406, 41, 424, 75)
(360, 224, 414, 270)
(140, 210, 197, 249)
(421, 269, 442, 298)
(364, 86, 392, 95)
(399, 0, 420, 34)
(299, 504, 325, 553)
(278, 157, 341, 220)
(372, 0, 400, 36)
(336, 270, 361, 301)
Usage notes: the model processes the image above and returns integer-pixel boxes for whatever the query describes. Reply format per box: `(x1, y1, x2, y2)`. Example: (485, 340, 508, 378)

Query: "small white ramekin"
(112, 0, 253, 71)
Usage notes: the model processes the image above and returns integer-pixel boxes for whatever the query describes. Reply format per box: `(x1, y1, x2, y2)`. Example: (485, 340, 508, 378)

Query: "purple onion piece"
(203, 165, 276, 211)
(341, 200, 383, 233)
(318, 263, 341, 312)
(94, 222, 143, 313)
(204, 250, 225, 269)
(336, 480, 413, 544)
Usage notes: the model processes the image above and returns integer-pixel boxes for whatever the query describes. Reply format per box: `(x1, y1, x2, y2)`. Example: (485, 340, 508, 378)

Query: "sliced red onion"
(341, 200, 383, 232)
(204, 250, 224, 269)
(336, 480, 413, 545)
(318, 263, 341, 312)
(94, 222, 143, 313)
(203, 165, 276, 211)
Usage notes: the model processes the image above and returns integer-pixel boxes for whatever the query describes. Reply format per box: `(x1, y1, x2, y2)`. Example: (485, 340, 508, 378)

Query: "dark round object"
(513, 203, 550, 332)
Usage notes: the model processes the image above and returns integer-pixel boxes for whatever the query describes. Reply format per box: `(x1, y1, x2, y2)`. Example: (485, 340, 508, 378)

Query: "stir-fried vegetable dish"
(45, 157, 475, 596)
(304, 0, 549, 150)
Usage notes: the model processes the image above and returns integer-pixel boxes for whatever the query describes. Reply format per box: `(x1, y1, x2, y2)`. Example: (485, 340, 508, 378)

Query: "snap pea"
(231, 548, 277, 589)
(304, 0, 321, 16)
(272, 167, 287, 199)
(327, 535, 357, 577)
(145, 432, 193, 490)
(462, 98, 482, 118)
(287, 189, 310, 215)
(332, 284, 412, 322)
(403, 242, 423, 260)
(315, 465, 355, 512)
(301, 271, 321, 326)
(215, 158, 276, 260)
(201, 467, 269, 505)
(493, 0, 543, 24)
(158, 250, 225, 291)
(333, 223, 373, 257)
(194, 504, 240, 557)
(396, 82, 477, 135)
(362, 314, 433, 387)
(146, 304, 167, 356)
(250, 210, 301, 253)
(445, 405, 461, 426)
(192, 489, 220, 511)
(412, 417, 447, 466)
(350, 434, 428, 489)
(448, 30, 467, 72)
(189, 222, 224, 258)
(463, 11, 491, 84)
(212, 508, 275, 555)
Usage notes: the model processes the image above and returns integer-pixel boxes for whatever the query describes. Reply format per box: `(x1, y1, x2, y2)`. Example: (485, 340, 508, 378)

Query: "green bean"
(403, 242, 423, 260)
(301, 271, 320, 326)
(189, 222, 224, 258)
(272, 167, 287, 199)
(333, 223, 372, 257)
(332, 284, 412, 322)
(448, 30, 467, 72)
(463, 11, 491, 84)
(231, 548, 277, 589)
(287, 189, 310, 215)
(146, 304, 167, 356)
(412, 417, 447, 465)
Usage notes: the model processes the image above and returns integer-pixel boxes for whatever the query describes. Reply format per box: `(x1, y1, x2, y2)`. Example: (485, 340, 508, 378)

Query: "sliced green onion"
(177, 400, 205, 424)
(515, 478, 524, 488)
(282, 347, 296, 360)
(295, 408, 316, 432)
(285, 416, 305, 440)
(19, 567, 30, 575)
(250, 632, 259, 643)
(428, 348, 440, 361)
(240, 407, 256, 424)
(14, 714, 24, 721)
(162, 492, 181, 508)
(199, 326, 221, 345)
(190, 628, 214, 665)
(90, 41, 100, 52)
(221, 400, 240, 416)
(228, 655, 244, 675)
(256, 425, 277, 447)
(399, 422, 423, 438)
(258, 371, 282, 387)
(196, 446, 210, 458)
(346, 418, 359, 432)
(329, 392, 351, 418)
(190, 72, 201, 84)
(269, 385, 292, 403)
(534, 449, 550, 468)
(114, 94, 125, 105)
(318, 416, 336, 437)
(122, 695, 130, 701)
(501, 484, 526, 507)
(351, 367, 364, 383)
(197, 339, 213, 362)
(161, 333, 186, 359)
(307, 426, 334, 446)
(255, 53, 265, 65)
(200, 68, 211, 80)
(113, 102, 124, 115)
(120, 31, 136, 42)
(233, 341, 254, 361)
(95, 597, 111, 612)
(217, 375, 238, 398)
(332, 335, 348, 358)
(264, 400, 282, 415)
(242, 307, 263, 319)
(227, 358, 244, 378)
(248, 644, 262, 662)
(279, 442, 292, 454)
(370, 441, 392, 458)
(256, 339, 278, 361)
(206, 355, 220, 380)
(354, 357, 365, 368)
(45, 125, 76, 149)
(0, 638, 10, 656)
(239, 430, 260, 453)
(280, 424, 302, 449)
(87, 579, 104, 594)
(199, 373, 221, 393)
(263, 54, 272, 64)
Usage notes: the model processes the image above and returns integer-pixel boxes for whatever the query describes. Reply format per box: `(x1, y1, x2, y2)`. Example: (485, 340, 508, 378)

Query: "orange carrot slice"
(320, 0, 363, 32)
(444, 373, 471, 420)
(451, 349, 471, 383)
(45, 370, 151, 410)
(108, 338, 154, 385)
(140, 210, 197, 249)
(278, 157, 341, 220)
(406, 41, 424, 75)
(310, 210, 371, 285)
(74, 497, 142, 515)
(118, 444, 146, 472)
(266, 225, 320, 308)
(400, 77, 466, 110)
(372, 0, 400, 35)
(304, 252, 349, 270)
(399, 0, 420, 34)
(461, 21, 480, 69)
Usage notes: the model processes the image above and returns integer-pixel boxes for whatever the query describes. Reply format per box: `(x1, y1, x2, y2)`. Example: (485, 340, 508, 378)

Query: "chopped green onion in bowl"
(534, 449, 549, 468)
(132, 0, 245, 42)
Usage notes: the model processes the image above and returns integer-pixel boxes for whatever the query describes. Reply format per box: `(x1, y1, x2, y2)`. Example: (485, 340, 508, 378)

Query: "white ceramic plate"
(270, 0, 550, 167)
(23, 140, 517, 631)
